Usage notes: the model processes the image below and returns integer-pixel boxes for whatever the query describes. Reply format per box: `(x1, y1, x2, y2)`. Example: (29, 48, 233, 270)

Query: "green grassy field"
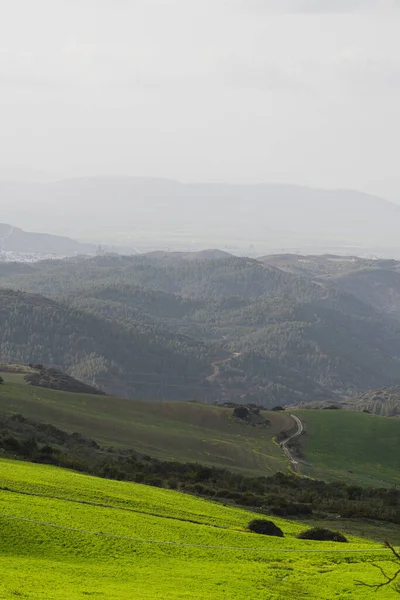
(0, 372, 292, 476)
(296, 410, 400, 487)
(2, 372, 400, 488)
(0, 458, 398, 599)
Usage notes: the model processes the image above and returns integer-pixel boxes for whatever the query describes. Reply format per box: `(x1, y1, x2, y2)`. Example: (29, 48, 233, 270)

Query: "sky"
(1, 0, 400, 201)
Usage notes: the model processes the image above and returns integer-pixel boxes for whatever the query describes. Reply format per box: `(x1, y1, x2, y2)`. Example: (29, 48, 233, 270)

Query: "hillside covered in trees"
(3, 253, 400, 406)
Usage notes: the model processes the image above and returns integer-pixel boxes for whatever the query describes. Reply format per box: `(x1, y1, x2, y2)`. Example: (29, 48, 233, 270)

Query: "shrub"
(215, 489, 232, 498)
(167, 476, 180, 490)
(297, 527, 348, 543)
(2, 436, 21, 452)
(233, 406, 250, 419)
(40, 444, 56, 455)
(248, 519, 284, 537)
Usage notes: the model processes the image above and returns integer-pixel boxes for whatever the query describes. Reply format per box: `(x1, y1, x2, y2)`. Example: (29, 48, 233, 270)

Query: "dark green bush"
(248, 519, 284, 537)
(297, 528, 348, 543)
(2, 436, 21, 451)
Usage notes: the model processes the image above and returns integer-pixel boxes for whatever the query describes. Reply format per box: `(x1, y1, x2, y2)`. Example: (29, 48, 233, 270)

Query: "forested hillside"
(3, 253, 400, 404)
(0, 289, 213, 400)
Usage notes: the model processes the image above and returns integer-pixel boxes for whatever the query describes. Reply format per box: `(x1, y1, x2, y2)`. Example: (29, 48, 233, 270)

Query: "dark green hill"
(4, 254, 400, 400)
(0, 254, 328, 301)
(222, 301, 400, 393)
(65, 282, 200, 319)
(260, 254, 400, 322)
(332, 267, 400, 320)
(61, 283, 397, 397)
(0, 289, 213, 401)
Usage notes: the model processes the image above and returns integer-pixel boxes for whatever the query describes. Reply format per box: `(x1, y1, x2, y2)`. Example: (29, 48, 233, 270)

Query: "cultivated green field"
(0, 459, 397, 599)
(0, 372, 291, 475)
(296, 410, 400, 487)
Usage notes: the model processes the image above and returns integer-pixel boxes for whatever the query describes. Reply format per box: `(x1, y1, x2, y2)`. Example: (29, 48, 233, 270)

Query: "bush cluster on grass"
(297, 527, 348, 543)
(248, 519, 284, 537)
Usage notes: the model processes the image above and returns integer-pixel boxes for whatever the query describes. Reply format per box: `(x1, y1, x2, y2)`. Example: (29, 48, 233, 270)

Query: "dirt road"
(206, 352, 242, 383)
(280, 414, 304, 474)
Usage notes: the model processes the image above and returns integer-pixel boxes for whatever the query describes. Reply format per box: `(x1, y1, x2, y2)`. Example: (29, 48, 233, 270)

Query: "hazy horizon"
(3, 179, 400, 259)
(1, 1, 400, 202)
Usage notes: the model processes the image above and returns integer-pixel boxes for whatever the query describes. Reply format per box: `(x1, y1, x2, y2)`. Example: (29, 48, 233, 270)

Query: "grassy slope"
(0, 373, 292, 476)
(296, 410, 400, 487)
(0, 459, 397, 600)
(2, 374, 400, 487)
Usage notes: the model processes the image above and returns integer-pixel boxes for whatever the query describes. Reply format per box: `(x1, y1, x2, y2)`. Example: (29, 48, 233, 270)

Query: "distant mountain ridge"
(3, 178, 400, 254)
(0, 223, 96, 258)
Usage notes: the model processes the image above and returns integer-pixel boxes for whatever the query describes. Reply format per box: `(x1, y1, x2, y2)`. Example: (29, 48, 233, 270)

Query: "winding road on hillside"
(280, 414, 304, 474)
(206, 352, 242, 383)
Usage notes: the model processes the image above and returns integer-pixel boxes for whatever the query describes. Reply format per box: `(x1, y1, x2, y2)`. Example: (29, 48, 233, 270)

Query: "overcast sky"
(1, 0, 400, 201)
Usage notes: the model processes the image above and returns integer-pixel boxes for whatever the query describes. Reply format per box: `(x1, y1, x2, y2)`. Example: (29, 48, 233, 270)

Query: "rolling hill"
(0, 459, 394, 600)
(0, 368, 291, 475)
(1, 369, 399, 488)
(4, 253, 400, 402)
(0, 289, 214, 401)
(260, 253, 400, 321)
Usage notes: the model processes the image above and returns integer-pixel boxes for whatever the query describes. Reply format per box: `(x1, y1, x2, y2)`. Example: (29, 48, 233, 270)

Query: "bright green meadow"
(0, 459, 398, 599)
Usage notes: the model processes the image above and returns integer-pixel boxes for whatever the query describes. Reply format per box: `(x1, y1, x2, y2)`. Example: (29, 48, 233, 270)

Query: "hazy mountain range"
(2, 178, 400, 255)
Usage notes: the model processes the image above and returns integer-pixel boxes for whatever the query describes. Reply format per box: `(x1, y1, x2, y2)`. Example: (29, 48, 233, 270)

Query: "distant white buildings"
(0, 250, 61, 263)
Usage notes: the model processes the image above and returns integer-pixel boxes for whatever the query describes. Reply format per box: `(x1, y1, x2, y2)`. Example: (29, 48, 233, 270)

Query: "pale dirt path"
(280, 414, 304, 474)
(206, 352, 242, 383)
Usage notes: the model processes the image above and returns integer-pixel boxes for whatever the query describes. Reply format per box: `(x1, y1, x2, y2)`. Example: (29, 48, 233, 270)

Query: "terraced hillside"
(0, 459, 397, 599)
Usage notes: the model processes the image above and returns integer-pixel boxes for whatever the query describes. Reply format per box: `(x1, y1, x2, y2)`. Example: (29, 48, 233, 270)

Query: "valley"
(1, 249, 400, 598)
(2, 3, 400, 595)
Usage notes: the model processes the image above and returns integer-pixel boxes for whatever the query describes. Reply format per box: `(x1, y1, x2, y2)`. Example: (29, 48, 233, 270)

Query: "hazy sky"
(1, 0, 400, 200)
